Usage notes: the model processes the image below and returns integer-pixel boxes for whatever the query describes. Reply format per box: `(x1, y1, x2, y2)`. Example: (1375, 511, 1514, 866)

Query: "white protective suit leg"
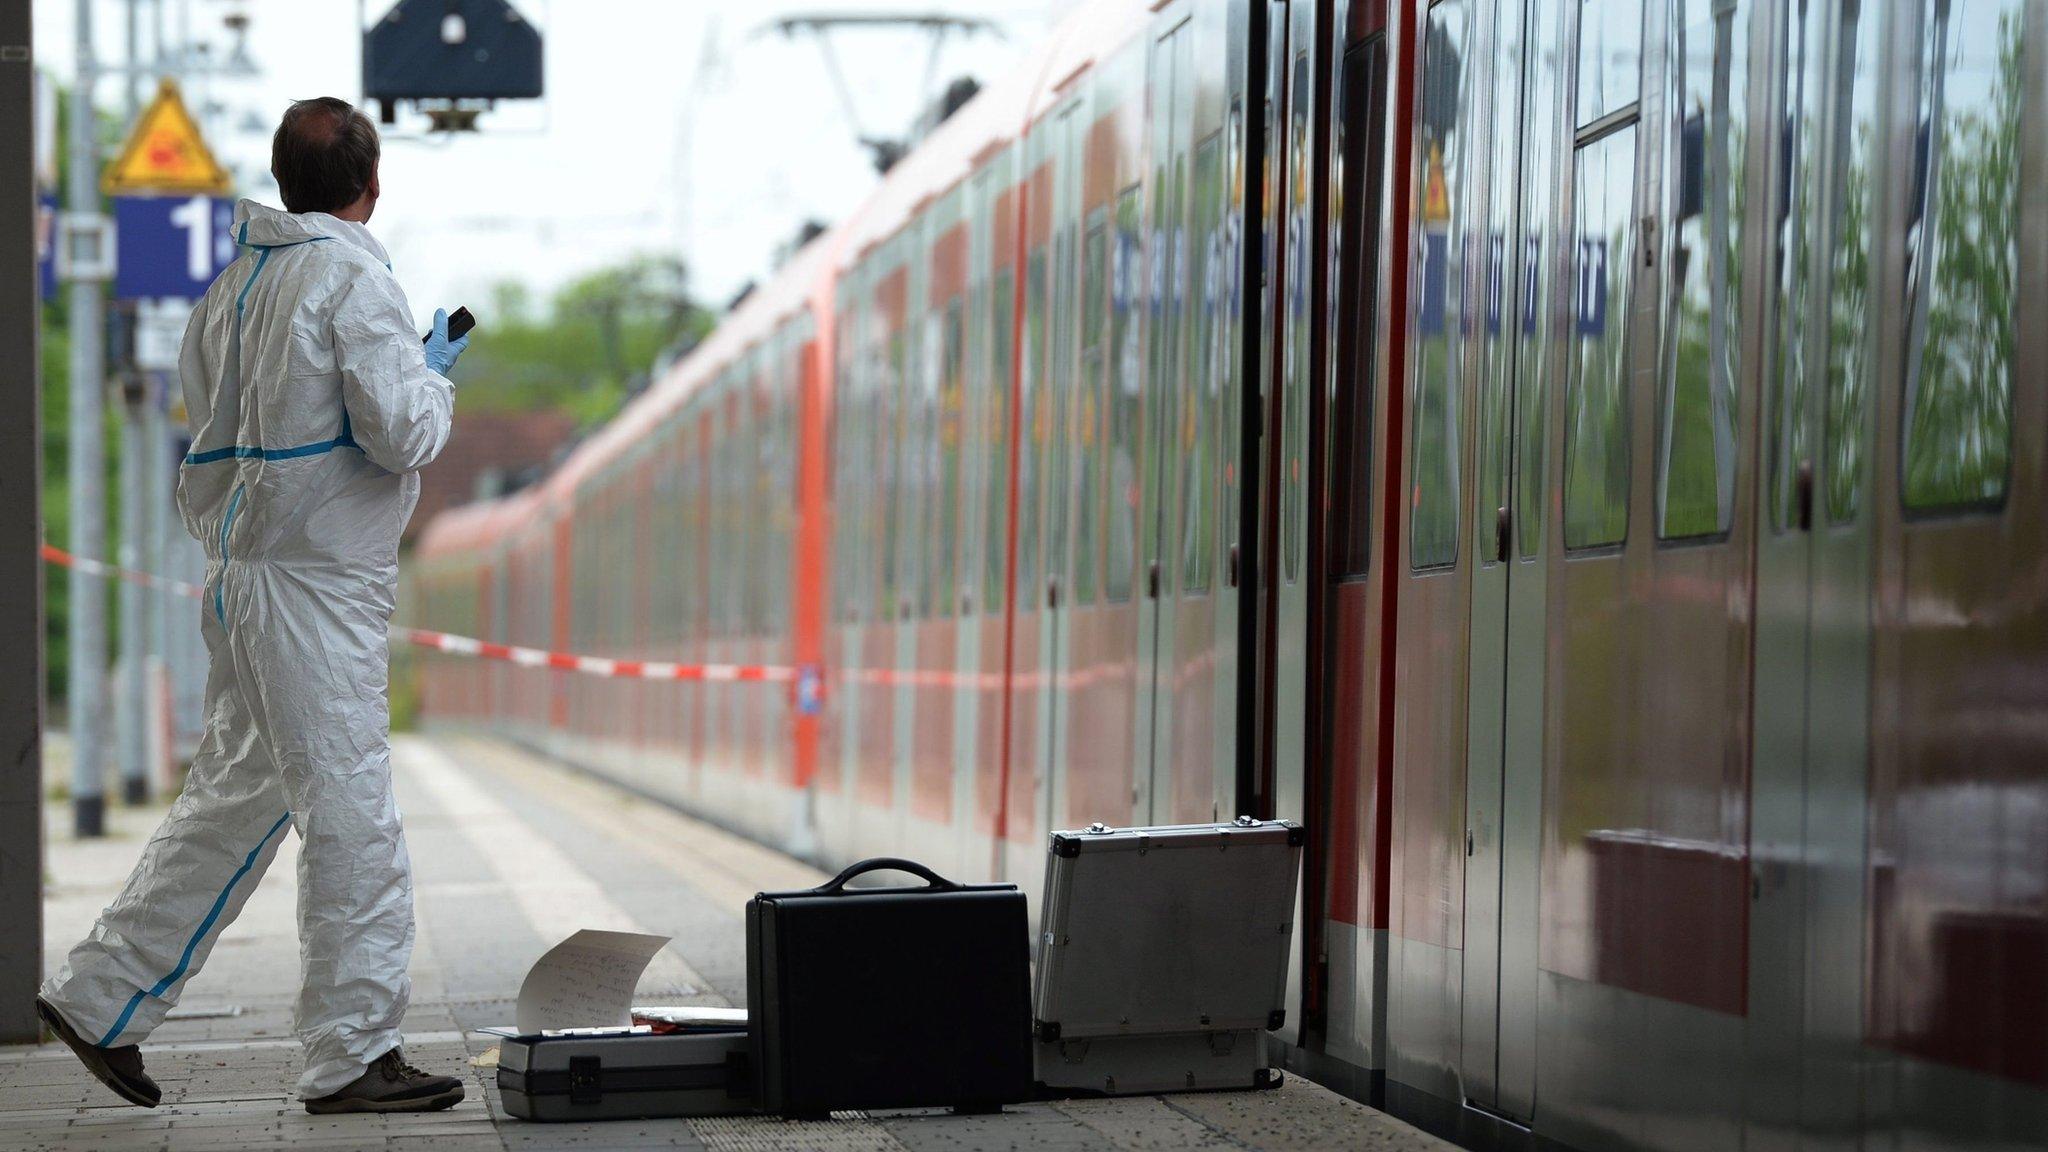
(40, 609, 293, 1056)
(226, 557, 416, 1098)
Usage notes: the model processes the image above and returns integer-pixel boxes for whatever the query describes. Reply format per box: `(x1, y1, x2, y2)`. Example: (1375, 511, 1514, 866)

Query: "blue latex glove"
(424, 308, 470, 376)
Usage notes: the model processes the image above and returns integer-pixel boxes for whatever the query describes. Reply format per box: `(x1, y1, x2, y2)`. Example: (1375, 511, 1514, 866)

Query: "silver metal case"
(1033, 818, 1303, 1095)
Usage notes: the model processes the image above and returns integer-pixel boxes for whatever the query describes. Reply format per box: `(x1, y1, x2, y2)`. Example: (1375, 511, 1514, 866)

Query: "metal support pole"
(117, 378, 150, 805)
(0, 0, 48, 1044)
(69, 0, 108, 837)
(114, 0, 152, 805)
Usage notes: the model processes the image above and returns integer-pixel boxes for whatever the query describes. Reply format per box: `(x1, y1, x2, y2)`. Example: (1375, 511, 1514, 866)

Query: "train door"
(1132, 15, 1195, 824)
(1140, 0, 1247, 835)
(1754, 0, 2044, 1146)
(1031, 98, 1084, 855)
(1314, 0, 1393, 1078)
(1451, 0, 1549, 1118)
(1017, 101, 1080, 880)
(1245, 0, 1319, 1052)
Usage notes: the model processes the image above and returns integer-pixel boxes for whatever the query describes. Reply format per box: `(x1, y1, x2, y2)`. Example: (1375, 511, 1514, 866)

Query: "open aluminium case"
(1033, 818, 1304, 1095)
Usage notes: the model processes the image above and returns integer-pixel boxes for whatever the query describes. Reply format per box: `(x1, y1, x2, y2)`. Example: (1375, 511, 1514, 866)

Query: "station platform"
(6, 735, 1443, 1152)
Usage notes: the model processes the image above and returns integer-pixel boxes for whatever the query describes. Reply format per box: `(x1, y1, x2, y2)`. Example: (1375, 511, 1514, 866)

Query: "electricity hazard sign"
(102, 79, 231, 196)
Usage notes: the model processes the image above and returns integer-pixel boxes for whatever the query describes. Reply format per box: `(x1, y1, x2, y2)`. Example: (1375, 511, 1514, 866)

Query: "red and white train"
(414, 0, 2047, 1148)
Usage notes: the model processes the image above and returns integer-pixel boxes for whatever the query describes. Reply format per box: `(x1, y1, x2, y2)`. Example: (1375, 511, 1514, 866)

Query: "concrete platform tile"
(690, 1115, 912, 1152)
(1050, 1096, 1243, 1150)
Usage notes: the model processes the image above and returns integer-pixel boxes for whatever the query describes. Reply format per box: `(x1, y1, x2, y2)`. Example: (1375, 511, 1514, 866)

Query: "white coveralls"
(41, 201, 454, 1099)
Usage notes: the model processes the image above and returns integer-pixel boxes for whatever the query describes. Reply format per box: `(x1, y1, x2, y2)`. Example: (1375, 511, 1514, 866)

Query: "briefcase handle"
(815, 857, 961, 894)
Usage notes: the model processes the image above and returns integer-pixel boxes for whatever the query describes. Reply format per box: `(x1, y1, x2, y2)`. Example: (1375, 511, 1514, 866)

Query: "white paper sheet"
(514, 929, 673, 1035)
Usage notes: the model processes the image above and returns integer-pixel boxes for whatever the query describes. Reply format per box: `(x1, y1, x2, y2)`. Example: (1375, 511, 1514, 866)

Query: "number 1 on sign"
(167, 195, 212, 282)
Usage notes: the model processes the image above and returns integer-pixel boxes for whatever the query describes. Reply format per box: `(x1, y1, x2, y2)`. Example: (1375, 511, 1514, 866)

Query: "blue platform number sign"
(115, 195, 237, 301)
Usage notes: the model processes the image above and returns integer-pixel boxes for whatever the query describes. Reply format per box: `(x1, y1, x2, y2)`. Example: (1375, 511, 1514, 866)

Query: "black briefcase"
(746, 857, 1031, 1117)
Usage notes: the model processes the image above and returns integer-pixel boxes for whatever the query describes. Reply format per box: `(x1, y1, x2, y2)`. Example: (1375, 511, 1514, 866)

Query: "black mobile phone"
(423, 306, 476, 344)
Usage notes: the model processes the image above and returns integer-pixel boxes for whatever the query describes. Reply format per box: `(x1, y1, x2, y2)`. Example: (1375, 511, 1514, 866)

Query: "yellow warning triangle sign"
(103, 79, 231, 195)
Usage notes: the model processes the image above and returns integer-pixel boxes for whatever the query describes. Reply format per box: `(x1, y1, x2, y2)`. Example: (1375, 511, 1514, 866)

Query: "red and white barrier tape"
(400, 628, 796, 683)
(43, 543, 208, 598)
(41, 544, 802, 685)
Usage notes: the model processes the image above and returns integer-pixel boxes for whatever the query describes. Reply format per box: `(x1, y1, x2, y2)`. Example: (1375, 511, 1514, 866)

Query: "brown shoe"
(36, 996, 161, 1108)
(303, 1049, 465, 1115)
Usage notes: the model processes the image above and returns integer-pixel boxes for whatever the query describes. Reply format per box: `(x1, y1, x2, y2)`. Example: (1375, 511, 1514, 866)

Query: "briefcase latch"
(568, 1056, 603, 1105)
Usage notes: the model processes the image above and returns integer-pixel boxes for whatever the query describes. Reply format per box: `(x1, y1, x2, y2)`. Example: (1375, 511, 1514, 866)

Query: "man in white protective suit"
(36, 97, 470, 1115)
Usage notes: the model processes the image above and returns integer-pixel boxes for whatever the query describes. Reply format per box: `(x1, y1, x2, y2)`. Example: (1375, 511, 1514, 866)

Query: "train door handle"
(1796, 459, 1815, 533)
(1227, 544, 1240, 588)
(960, 593, 974, 616)
(1046, 575, 1061, 610)
(1147, 560, 1161, 600)
(1495, 506, 1511, 564)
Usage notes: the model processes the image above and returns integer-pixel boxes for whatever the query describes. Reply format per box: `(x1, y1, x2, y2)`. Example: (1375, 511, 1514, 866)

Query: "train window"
(1768, 0, 1822, 533)
(1411, 0, 1466, 571)
(1335, 41, 1386, 579)
(1220, 99, 1245, 573)
(1900, 0, 2023, 512)
(934, 298, 964, 616)
(1106, 185, 1143, 604)
(1075, 214, 1108, 607)
(1576, 0, 1643, 130)
(1183, 133, 1224, 593)
(1045, 219, 1073, 605)
(1655, 0, 1746, 540)
(1019, 247, 1046, 606)
(985, 268, 1014, 614)
(1565, 125, 1636, 549)
(831, 318, 852, 622)
(1821, 0, 1879, 524)
(882, 325, 905, 618)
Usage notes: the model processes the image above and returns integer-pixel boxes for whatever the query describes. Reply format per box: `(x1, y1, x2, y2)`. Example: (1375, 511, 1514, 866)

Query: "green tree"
(452, 254, 713, 427)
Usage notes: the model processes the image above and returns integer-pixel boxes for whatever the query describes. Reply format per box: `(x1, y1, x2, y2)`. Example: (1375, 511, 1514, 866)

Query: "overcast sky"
(34, 0, 1066, 326)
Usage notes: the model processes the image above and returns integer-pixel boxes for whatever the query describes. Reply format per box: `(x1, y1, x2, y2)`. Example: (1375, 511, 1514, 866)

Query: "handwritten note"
(514, 929, 673, 1035)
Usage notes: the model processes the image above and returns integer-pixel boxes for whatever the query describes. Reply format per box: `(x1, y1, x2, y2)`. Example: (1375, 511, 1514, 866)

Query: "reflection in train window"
(1577, 0, 1644, 129)
(1183, 133, 1223, 594)
(1565, 126, 1635, 550)
(1106, 186, 1143, 603)
(1823, 0, 1880, 523)
(1282, 49, 1311, 585)
(1411, 0, 1465, 571)
(1901, 0, 2022, 512)
(1075, 215, 1108, 606)
(1770, 0, 1822, 533)
(1656, 0, 1745, 540)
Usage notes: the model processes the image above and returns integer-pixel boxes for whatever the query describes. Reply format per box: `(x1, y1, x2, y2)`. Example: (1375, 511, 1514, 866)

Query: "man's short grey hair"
(271, 97, 380, 215)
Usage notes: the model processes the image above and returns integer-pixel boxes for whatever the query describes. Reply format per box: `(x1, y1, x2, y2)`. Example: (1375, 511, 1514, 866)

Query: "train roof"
(413, 486, 541, 560)
(416, 0, 1158, 550)
(833, 0, 1151, 269)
